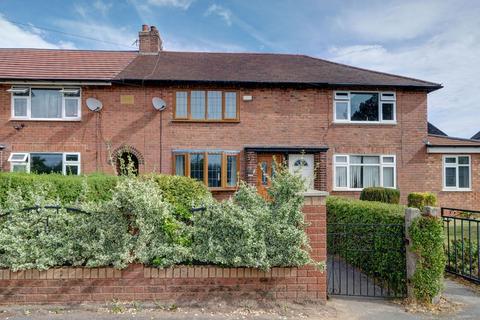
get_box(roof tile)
[0,49,137,81]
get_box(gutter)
[0,80,112,86]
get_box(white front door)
[288,154,315,191]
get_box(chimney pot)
[138,24,163,54]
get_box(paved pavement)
[330,278,480,320]
[0,278,478,319]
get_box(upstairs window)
[9,87,81,120]
[174,90,238,121]
[334,91,396,123]
[8,152,81,175]
[173,151,239,189]
[443,156,471,191]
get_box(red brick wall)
[0,84,456,207]
[0,195,326,305]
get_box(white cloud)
[93,0,113,16]
[0,15,75,49]
[205,4,232,26]
[146,0,194,10]
[54,19,136,50]
[335,0,451,41]
[328,7,480,138]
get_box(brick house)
[0,25,479,209]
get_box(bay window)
[8,152,81,175]
[443,155,471,191]
[334,155,396,190]
[174,90,238,121]
[173,151,239,189]
[334,91,396,123]
[9,87,81,120]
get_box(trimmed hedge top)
[0,173,117,205]
[407,192,437,211]
[0,172,211,221]
[360,187,400,204]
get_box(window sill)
[209,187,238,192]
[332,121,397,126]
[333,187,396,192]
[10,118,81,122]
[442,188,472,192]
[172,119,240,123]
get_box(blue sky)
[0,0,479,138]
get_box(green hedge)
[0,173,211,221]
[407,192,437,211]
[326,196,406,293]
[193,166,311,269]
[409,216,445,302]
[0,168,313,271]
[360,187,400,204]
[142,174,211,220]
[0,173,117,205]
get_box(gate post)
[405,206,441,303]
[405,207,421,300]
[303,191,328,301]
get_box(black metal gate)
[442,207,480,284]
[327,222,407,298]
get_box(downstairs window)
[443,155,471,191]
[8,152,81,175]
[334,154,396,190]
[173,151,239,189]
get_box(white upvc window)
[334,154,396,190]
[9,87,81,120]
[333,91,396,123]
[8,152,81,175]
[443,155,471,191]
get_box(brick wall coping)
[0,264,307,281]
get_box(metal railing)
[442,207,480,284]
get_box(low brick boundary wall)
[0,194,327,305]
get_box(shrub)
[0,172,118,205]
[409,216,445,302]
[142,174,212,221]
[0,177,193,270]
[192,196,269,268]
[407,192,437,210]
[326,196,406,293]
[0,173,212,220]
[0,184,132,271]
[193,167,311,269]
[102,178,192,267]
[360,187,400,204]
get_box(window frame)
[8,152,81,175]
[172,151,240,190]
[173,90,240,122]
[9,86,82,121]
[333,154,397,191]
[442,155,471,191]
[333,91,396,124]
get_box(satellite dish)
[152,97,167,111]
[86,98,103,112]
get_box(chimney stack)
[138,25,163,54]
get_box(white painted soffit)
[427,146,480,154]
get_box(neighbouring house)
[472,131,480,140]
[0,25,479,209]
